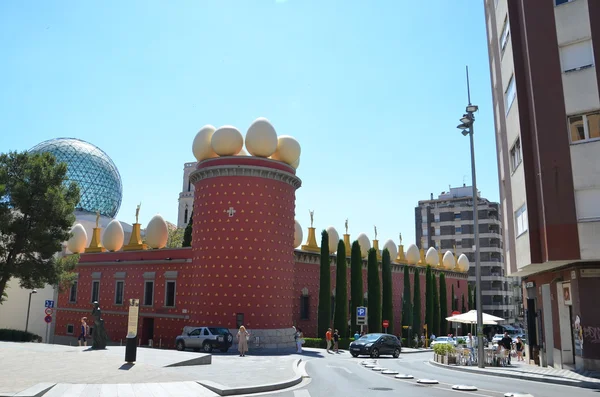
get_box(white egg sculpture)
[146,214,169,249]
[326,226,339,253]
[405,244,420,264]
[443,251,456,269]
[291,157,300,170]
[383,239,398,261]
[236,147,248,156]
[66,223,87,254]
[425,247,439,266]
[211,126,244,156]
[102,219,124,252]
[271,135,301,165]
[357,233,371,258]
[245,117,278,157]
[457,254,470,272]
[294,220,303,248]
[192,125,218,161]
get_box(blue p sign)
[357,307,366,317]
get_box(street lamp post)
[25,289,37,333]
[458,102,484,368]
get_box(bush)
[456,338,466,345]
[433,343,456,356]
[303,337,354,350]
[0,328,42,342]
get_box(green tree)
[367,248,381,333]
[0,151,80,302]
[451,284,456,311]
[182,211,194,247]
[412,267,421,342]
[381,249,393,335]
[166,227,185,248]
[439,272,448,335]
[317,230,331,338]
[468,283,473,311]
[432,272,440,336]
[425,265,433,338]
[401,265,412,339]
[461,294,466,313]
[350,241,363,334]
[334,240,348,337]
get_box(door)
[141,317,154,346]
[187,329,201,348]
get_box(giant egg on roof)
[357,233,371,258]
[271,135,301,165]
[383,239,398,261]
[294,220,303,248]
[326,226,339,253]
[245,117,278,157]
[211,126,244,156]
[66,224,87,254]
[192,125,218,161]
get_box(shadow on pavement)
[119,363,135,371]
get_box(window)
[500,17,510,53]
[435,228,440,236]
[504,75,516,113]
[454,213,461,220]
[556,0,575,6]
[115,281,124,305]
[236,313,244,328]
[510,138,522,171]
[187,180,191,192]
[184,208,188,224]
[66,324,74,335]
[560,40,594,72]
[569,112,600,143]
[69,281,78,303]
[143,281,154,306]
[515,204,528,237]
[300,295,309,320]
[165,280,176,307]
[91,280,99,302]
[455,226,462,234]
[434,213,440,222]
[189,329,200,336]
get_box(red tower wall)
[190,157,301,329]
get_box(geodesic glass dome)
[29,138,123,218]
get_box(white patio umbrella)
[445,310,504,325]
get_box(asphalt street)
[255,351,599,397]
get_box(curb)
[401,349,432,354]
[197,358,306,396]
[428,360,600,389]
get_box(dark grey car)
[349,333,401,358]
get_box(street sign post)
[44,308,53,316]
[382,320,389,334]
[44,300,54,308]
[125,298,140,363]
[356,306,367,334]
[44,315,52,344]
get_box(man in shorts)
[326,328,332,353]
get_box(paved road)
[262,351,599,397]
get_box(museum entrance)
[141,317,154,346]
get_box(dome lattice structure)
[29,138,123,218]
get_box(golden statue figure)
[135,203,141,224]
[374,225,378,240]
[95,210,100,228]
[399,232,403,245]
[309,210,314,228]
[345,219,348,234]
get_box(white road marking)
[326,365,352,373]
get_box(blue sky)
[0,0,498,247]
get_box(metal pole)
[25,292,33,333]
[469,120,485,368]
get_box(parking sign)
[356,307,367,317]
[44,300,55,308]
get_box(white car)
[491,334,504,345]
[430,336,456,347]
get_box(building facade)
[484,0,600,370]
[176,162,196,228]
[415,185,521,324]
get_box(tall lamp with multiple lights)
[457,101,485,368]
[25,289,38,333]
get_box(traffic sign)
[383,320,389,328]
[356,306,367,317]
[44,300,55,308]
[451,311,461,316]
[44,315,52,324]
[44,308,53,315]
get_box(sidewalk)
[430,357,600,389]
[0,342,310,397]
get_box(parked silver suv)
[175,326,233,353]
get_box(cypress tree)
[350,241,363,334]
[317,230,331,338]
[461,294,466,313]
[432,273,440,336]
[401,265,412,340]
[468,283,473,311]
[367,248,381,333]
[451,284,456,311]
[334,240,348,337]
[439,272,448,335]
[381,249,393,335]
[412,268,421,342]
[425,265,433,338]
[473,286,477,309]
[182,211,194,247]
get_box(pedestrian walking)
[78,317,88,347]
[333,329,340,353]
[295,327,304,353]
[326,328,332,353]
[515,336,524,362]
[354,330,360,340]
[237,325,250,357]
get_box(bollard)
[159,339,162,349]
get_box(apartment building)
[484,0,600,370]
[415,185,522,325]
